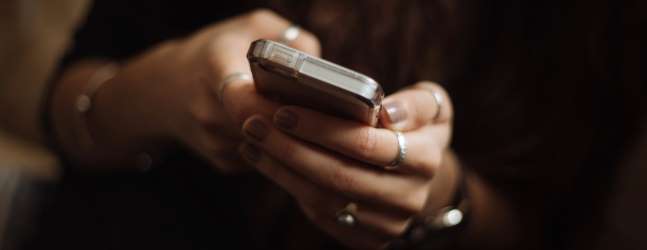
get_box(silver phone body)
[247,39,384,126]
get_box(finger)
[220,79,282,126]
[239,143,411,238]
[210,9,321,77]
[379,81,453,131]
[189,127,251,174]
[349,205,412,238]
[241,115,429,214]
[300,204,390,250]
[273,106,450,176]
[212,9,320,79]
[209,9,321,126]
[238,9,321,56]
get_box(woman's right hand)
[78,9,321,173]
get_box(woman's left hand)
[240,81,455,249]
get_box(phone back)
[247,39,383,126]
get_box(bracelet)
[74,63,118,149]
[389,167,471,250]
[76,64,159,172]
[41,62,157,172]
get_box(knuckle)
[415,81,441,92]
[330,168,357,194]
[228,85,256,123]
[204,41,228,71]
[280,141,301,165]
[204,35,244,71]
[397,191,426,214]
[190,104,220,129]
[297,31,322,54]
[246,9,278,26]
[414,149,442,177]
[205,45,219,67]
[355,128,378,160]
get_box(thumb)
[379,81,450,131]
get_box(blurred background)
[1,0,85,248]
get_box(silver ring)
[430,90,443,121]
[336,203,358,227]
[278,25,301,45]
[217,72,252,105]
[386,131,407,170]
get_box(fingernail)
[244,118,269,142]
[274,109,298,130]
[383,101,407,124]
[240,143,261,163]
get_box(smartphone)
[247,39,384,126]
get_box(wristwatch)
[388,169,471,250]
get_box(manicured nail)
[274,109,298,130]
[240,143,261,163]
[383,101,407,124]
[244,118,269,142]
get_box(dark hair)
[273,0,645,248]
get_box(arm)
[46,10,322,172]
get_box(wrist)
[423,150,462,215]
[389,150,470,249]
[51,61,167,168]
[90,42,185,145]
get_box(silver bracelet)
[75,63,119,149]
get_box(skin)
[51,9,521,249]
[239,82,456,249]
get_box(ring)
[336,203,358,227]
[278,25,301,45]
[430,90,443,121]
[413,84,445,121]
[216,72,252,105]
[385,131,407,170]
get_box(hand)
[87,9,320,173]
[240,82,456,249]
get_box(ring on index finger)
[217,72,252,105]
